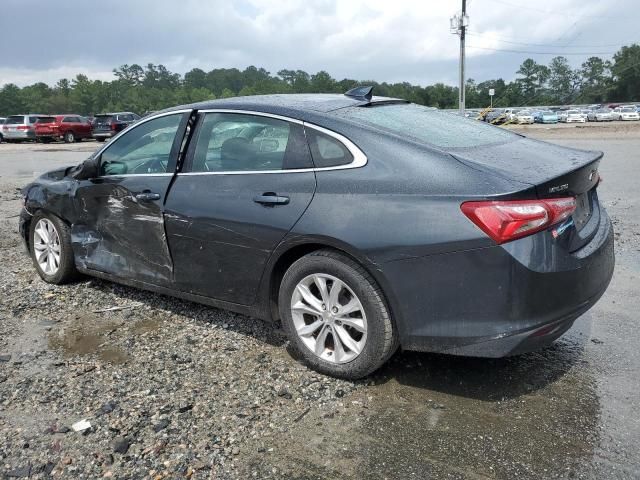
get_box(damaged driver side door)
[72,111,190,285]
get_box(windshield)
[597,109,609,113]
[542,111,554,115]
[335,103,517,148]
[567,110,579,114]
[621,107,634,112]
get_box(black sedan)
[19,88,615,379]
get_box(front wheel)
[29,212,78,284]
[64,131,75,143]
[278,249,398,379]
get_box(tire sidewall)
[29,212,74,284]
[279,254,391,379]
[65,132,74,143]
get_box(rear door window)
[188,112,312,172]
[37,117,56,124]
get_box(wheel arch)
[262,238,403,338]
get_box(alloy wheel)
[33,218,61,275]
[290,273,367,364]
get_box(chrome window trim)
[177,109,367,176]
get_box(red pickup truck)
[34,115,92,143]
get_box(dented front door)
[71,111,190,284]
[73,175,175,283]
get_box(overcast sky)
[1,0,638,88]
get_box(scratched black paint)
[19,94,615,357]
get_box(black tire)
[64,131,75,143]
[96,137,105,142]
[29,211,78,284]
[278,249,398,379]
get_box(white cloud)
[0,0,635,87]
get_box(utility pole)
[450,0,469,115]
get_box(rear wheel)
[96,137,105,142]
[64,131,75,143]
[29,212,77,284]
[278,249,398,379]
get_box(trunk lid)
[450,137,602,251]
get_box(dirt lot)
[0,124,639,479]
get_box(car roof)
[96,112,136,116]
[162,93,406,118]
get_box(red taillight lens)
[17,125,30,130]
[110,122,117,131]
[461,197,576,244]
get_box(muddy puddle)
[48,315,130,364]
[240,315,600,479]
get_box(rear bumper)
[383,209,615,357]
[92,131,115,139]
[3,130,35,140]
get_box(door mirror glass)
[99,114,183,176]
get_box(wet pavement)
[0,125,639,478]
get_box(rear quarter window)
[335,103,518,149]
[306,129,353,167]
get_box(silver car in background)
[1,115,47,142]
[611,106,640,121]
[587,109,613,122]
[515,110,534,124]
[0,118,6,142]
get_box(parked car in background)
[611,106,640,121]
[0,118,6,142]
[35,115,93,143]
[514,110,534,124]
[557,110,568,122]
[587,109,613,122]
[18,91,615,379]
[562,110,586,123]
[533,110,558,124]
[503,108,520,122]
[579,109,590,120]
[484,109,507,124]
[1,115,48,142]
[92,112,140,142]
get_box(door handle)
[135,191,161,201]
[253,193,290,206]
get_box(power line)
[467,44,617,55]
[486,0,616,20]
[466,31,633,49]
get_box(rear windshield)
[567,110,579,114]
[37,117,56,123]
[335,103,517,148]
[95,115,113,122]
[542,111,554,115]
[6,116,25,124]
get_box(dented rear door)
[71,111,191,284]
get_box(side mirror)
[71,156,100,180]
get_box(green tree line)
[1,44,639,116]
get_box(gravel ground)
[1,124,639,479]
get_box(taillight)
[110,122,117,131]
[17,125,30,130]
[461,197,576,244]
